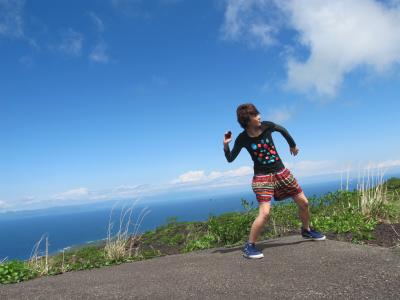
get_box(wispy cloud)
[56,159,400,200]
[111,0,142,7]
[220,0,280,48]
[0,200,9,209]
[0,0,24,39]
[110,0,151,19]
[87,11,105,32]
[1,4,111,63]
[18,54,34,67]
[249,22,276,47]
[53,187,89,200]
[110,0,183,19]
[168,166,254,191]
[89,40,109,63]
[285,160,338,178]
[87,12,111,64]
[57,28,84,57]
[0,0,38,48]
[286,159,400,183]
[159,0,183,4]
[168,167,254,184]
[366,159,400,169]
[221,0,400,97]
[1,158,400,213]
[173,170,208,183]
[265,104,295,123]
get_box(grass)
[1,166,399,284]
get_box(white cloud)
[89,40,109,63]
[282,0,400,97]
[53,187,89,200]
[221,0,400,97]
[171,166,253,184]
[58,28,84,56]
[208,166,253,180]
[174,170,207,183]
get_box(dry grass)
[340,164,390,219]
[357,166,389,218]
[104,197,151,261]
[18,196,151,276]
[26,233,50,276]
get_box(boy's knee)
[299,200,309,210]
[258,212,269,222]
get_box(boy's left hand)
[290,146,299,156]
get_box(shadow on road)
[211,238,315,254]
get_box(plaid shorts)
[251,167,303,203]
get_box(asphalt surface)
[1,235,399,299]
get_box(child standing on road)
[223,103,325,259]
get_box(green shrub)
[206,211,255,246]
[0,260,38,284]
[183,233,217,252]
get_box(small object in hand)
[225,131,232,139]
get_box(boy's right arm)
[223,134,243,163]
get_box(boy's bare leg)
[248,201,271,243]
[292,191,310,231]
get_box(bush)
[0,260,38,284]
[206,211,255,246]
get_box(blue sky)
[1,0,400,212]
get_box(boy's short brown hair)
[236,103,260,129]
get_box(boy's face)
[247,113,261,129]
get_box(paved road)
[1,235,399,299]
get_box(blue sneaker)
[301,226,326,241]
[243,241,264,259]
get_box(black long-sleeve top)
[223,121,297,175]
